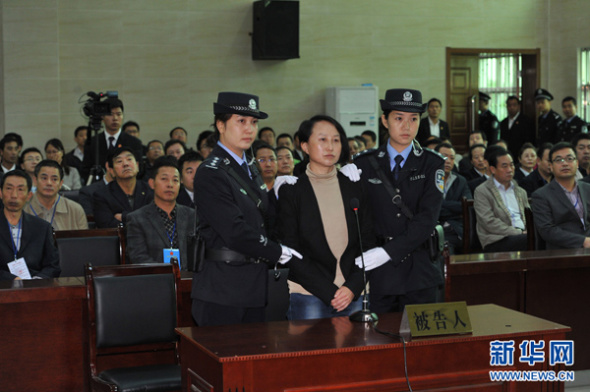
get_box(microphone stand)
[349,202,378,323]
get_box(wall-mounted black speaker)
[252,0,299,60]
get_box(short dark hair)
[434,142,453,152]
[74,125,88,137]
[276,133,293,143]
[570,132,590,147]
[150,156,179,179]
[537,143,553,159]
[258,127,275,139]
[122,121,140,132]
[550,142,576,162]
[562,96,577,106]
[425,137,443,147]
[254,142,276,157]
[518,142,536,159]
[107,146,136,168]
[1,169,32,192]
[506,95,520,105]
[104,97,124,112]
[19,147,42,165]
[276,146,295,157]
[469,143,487,161]
[147,139,164,150]
[0,133,23,150]
[169,126,187,139]
[164,139,186,155]
[486,146,510,168]
[196,130,213,150]
[354,135,366,147]
[427,98,442,108]
[34,159,64,180]
[470,130,488,142]
[299,115,350,165]
[177,151,204,173]
[361,130,376,143]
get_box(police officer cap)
[213,91,268,119]
[534,88,553,101]
[479,92,491,102]
[380,89,426,113]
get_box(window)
[479,53,522,120]
[579,48,590,122]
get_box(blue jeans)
[287,293,364,320]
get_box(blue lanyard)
[166,221,177,248]
[29,195,60,228]
[8,218,22,260]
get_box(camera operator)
[81,96,143,183]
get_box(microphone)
[348,198,378,323]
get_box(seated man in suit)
[519,143,553,197]
[435,143,472,254]
[474,147,529,252]
[0,170,60,280]
[82,97,143,182]
[458,130,488,173]
[532,142,590,249]
[126,157,195,270]
[24,160,88,231]
[417,98,450,145]
[177,151,203,209]
[79,169,113,216]
[93,147,153,228]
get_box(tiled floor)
[565,370,590,391]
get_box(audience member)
[19,147,43,193]
[474,147,529,252]
[361,130,377,149]
[520,143,553,197]
[140,139,164,180]
[435,143,472,254]
[276,146,295,176]
[64,125,87,172]
[499,96,535,159]
[347,137,359,158]
[0,170,60,280]
[424,137,443,150]
[479,92,500,143]
[126,158,195,270]
[532,142,590,249]
[45,138,82,190]
[169,126,188,144]
[417,98,450,144]
[79,169,113,216]
[93,147,153,228]
[514,142,537,183]
[557,96,588,142]
[461,143,488,181]
[255,144,278,191]
[177,151,203,209]
[535,88,561,145]
[122,121,146,156]
[0,133,23,173]
[354,135,366,152]
[572,133,590,178]
[293,130,305,161]
[259,126,276,147]
[164,139,186,161]
[82,97,143,182]
[458,130,487,173]
[24,160,87,230]
[196,130,214,159]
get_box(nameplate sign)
[400,301,472,338]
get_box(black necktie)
[241,161,250,177]
[393,155,404,180]
[108,136,115,150]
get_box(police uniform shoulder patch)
[204,156,221,169]
[352,148,377,161]
[435,169,445,193]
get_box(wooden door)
[447,54,479,152]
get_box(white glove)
[355,247,390,271]
[340,163,362,182]
[278,245,303,264]
[274,175,298,199]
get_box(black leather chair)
[461,198,482,253]
[85,262,181,392]
[54,227,126,277]
[59,189,80,203]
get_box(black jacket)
[416,118,451,145]
[440,173,472,237]
[500,113,535,159]
[82,131,144,181]
[93,180,153,228]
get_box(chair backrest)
[524,206,544,250]
[54,227,126,277]
[461,198,482,253]
[60,189,80,203]
[85,262,181,375]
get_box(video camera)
[81,91,118,119]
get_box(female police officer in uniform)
[191,92,301,326]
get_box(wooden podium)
[176,304,571,392]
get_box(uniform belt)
[205,248,261,264]
[382,236,430,250]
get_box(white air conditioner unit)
[325,86,379,137]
